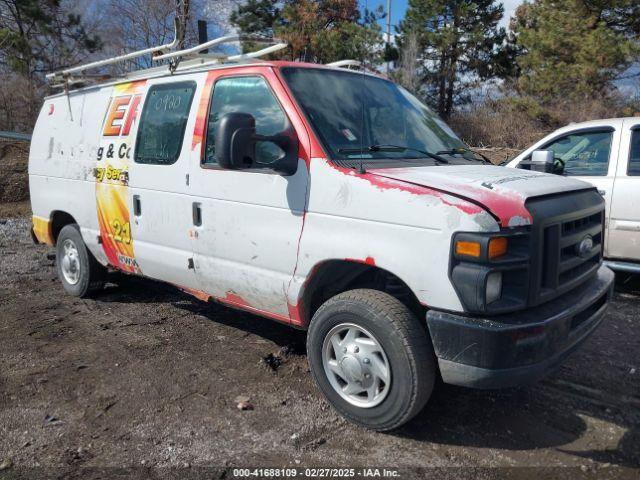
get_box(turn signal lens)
[488,237,508,259]
[456,240,481,258]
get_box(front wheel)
[307,289,435,431]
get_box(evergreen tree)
[510,0,638,101]
[230,0,280,39]
[0,0,102,79]
[396,0,506,118]
[230,0,384,64]
[0,0,102,130]
[582,0,640,37]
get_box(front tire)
[307,289,435,431]
[55,224,106,297]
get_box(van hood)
[368,164,594,227]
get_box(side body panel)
[29,86,111,257]
[126,73,203,289]
[188,66,311,321]
[607,119,640,261]
[288,159,500,314]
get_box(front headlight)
[486,271,502,304]
[450,230,530,314]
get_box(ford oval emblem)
[576,235,594,257]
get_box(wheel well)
[50,211,77,243]
[300,261,425,326]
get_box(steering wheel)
[553,156,566,174]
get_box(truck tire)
[55,224,106,297]
[307,289,435,431]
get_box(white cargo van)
[29,38,614,430]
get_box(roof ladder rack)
[153,35,287,70]
[46,19,181,85]
[326,60,363,69]
[45,31,288,89]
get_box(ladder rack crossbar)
[226,42,288,62]
[326,60,362,68]
[153,35,284,62]
[46,36,179,82]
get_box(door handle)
[192,202,202,226]
[133,195,142,216]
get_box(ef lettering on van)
[103,94,142,137]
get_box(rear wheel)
[307,289,435,431]
[55,224,106,297]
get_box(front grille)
[526,189,605,306]
[542,211,603,291]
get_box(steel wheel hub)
[322,323,391,408]
[61,239,81,285]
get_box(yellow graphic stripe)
[32,216,54,245]
[95,79,146,273]
[96,182,137,272]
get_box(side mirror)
[215,112,299,176]
[215,112,257,170]
[531,150,554,165]
[518,150,555,173]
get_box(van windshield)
[281,67,479,167]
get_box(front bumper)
[427,265,614,389]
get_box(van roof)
[45,60,384,100]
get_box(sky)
[364,0,524,33]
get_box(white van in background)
[507,118,640,273]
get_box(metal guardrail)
[0,131,31,142]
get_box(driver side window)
[203,76,287,166]
[541,130,612,176]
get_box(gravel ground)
[0,214,639,479]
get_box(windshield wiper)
[436,147,492,165]
[338,144,449,164]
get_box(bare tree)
[0,0,102,131]
[101,0,202,73]
[175,0,191,49]
[0,0,247,132]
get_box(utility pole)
[386,0,392,74]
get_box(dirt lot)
[0,213,639,479]
[0,141,29,204]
